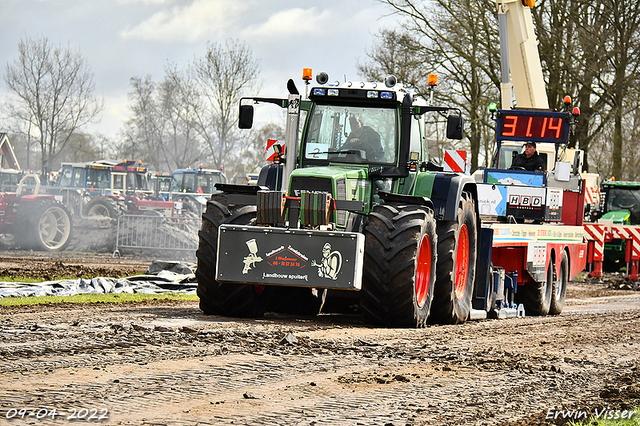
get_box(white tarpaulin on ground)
[0,260,197,299]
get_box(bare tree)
[4,36,103,175]
[191,39,261,169]
[158,64,207,170]
[363,0,500,171]
[121,75,157,164]
[581,0,640,177]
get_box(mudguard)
[429,173,477,222]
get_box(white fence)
[113,214,201,260]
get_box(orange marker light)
[563,95,572,106]
[302,68,313,81]
[428,74,438,86]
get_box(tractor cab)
[57,160,115,191]
[598,181,640,225]
[169,167,226,196]
[475,107,586,225]
[111,160,150,193]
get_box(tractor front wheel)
[360,203,437,328]
[196,194,269,318]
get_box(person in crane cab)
[511,141,545,171]
[341,115,385,161]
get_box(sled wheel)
[431,193,477,324]
[549,251,568,315]
[521,259,554,316]
[196,194,269,318]
[360,204,437,328]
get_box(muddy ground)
[0,252,639,425]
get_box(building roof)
[0,133,20,170]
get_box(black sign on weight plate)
[216,225,364,290]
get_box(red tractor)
[0,174,73,251]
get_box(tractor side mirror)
[239,105,254,129]
[446,114,464,140]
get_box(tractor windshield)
[606,187,640,224]
[303,104,397,165]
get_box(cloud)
[120,0,249,42]
[244,7,333,39]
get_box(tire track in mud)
[0,294,639,425]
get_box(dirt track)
[0,252,639,425]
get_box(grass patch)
[0,292,198,307]
[0,275,82,283]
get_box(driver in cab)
[511,141,545,171]
[341,115,385,161]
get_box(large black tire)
[431,193,477,324]
[16,199,73,252]
[360,204,437,328]
[84,197,122,218]
[520,260,554,316]
[196,195,269,318]
[549,251,568,315]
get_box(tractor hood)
[288,165,372,228]
[600,209,631,224]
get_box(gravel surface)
[0,251,639,425]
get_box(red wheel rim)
[415,234,432,308]
[454,224,469,300]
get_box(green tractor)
[598,180,640,270]
[196,71,483,327]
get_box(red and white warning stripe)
[584,224,606,260]
[264,139,284,162]
[585,185,601,205]
[624,226,640,259]
[443,150,467,173]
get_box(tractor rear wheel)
[431,193,477,324]
[549,251,568,315]
[17,199,73,251]
[196,194,269,318]
[360,204,437,328]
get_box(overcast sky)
[0,0,397,139]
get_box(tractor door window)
[497,146,521,169]
[59,167,73,187]
[72,169,84,187]
[303,104,396,164]
[86,170,96,188]
[183,174,196,193]
[410,116,425,161]
[96,170,110,188]
[170,174,183,193]
[197,175,212,193]
[126,172,137,190]
[113,174,125,190]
